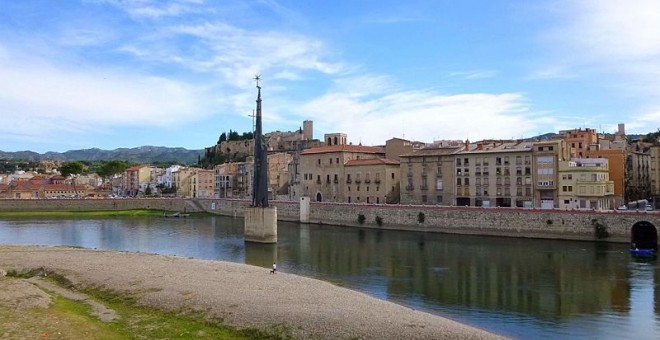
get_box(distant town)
[1,121,659,211]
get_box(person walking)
[271,262,277,274]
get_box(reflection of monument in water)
[245,242,278,269]
[244,75,278,244]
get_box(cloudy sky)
[1,0,659,153]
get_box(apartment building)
[651,145,660,208]
[626,144,652,202]
[293,144,386,202]
[121,165,152,197]
[461,141,537,208]
[344,158,400,204]
[532,140,569,209]
[172,167,195,198]
[399,145,464,205]
[558,158,615,210]
[214,163,238,198]
[189,169,214,198]
[561,128,598,158]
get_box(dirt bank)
[0,246,505,339]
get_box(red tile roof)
[345,158,400,166]
[301,145,384,155]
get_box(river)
[1,215,658,339]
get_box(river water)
[1,215,658,339]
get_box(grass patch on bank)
[81,287,293,339]
[0,210,181,218]
[3,271,291,339]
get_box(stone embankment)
[1,198,658,243]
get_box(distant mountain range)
[0,146,203,164]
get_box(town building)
[345,158,400,204]
[189,169,214,198]
[292,141,388,203]
[532,139,570,209]
[121,165,153,197]
[558,158,615,210]
[399,145,464,205]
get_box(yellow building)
[558,158,614,210]
[190,169,215,198]
[121,165,152,197]
[172,168,195,198]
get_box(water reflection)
[1,216,659,339]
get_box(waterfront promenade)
[0,245,504,339]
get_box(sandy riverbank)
[0,246,505,339]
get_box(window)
[329,158,332,164]
[391,172,395,179]
[318,159,321,165]
[457,178,462,185]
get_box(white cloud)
[298,84,539,145]
[539,0,660,93]
[97,0,205,19]
[0,51,212,143]
[449,70,499,80]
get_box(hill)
[0,146,202,164]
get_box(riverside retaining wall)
[2,198,658,243]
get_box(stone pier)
[244,206,278,243]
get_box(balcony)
[420,185,428,191]
[346,178,352,184]
[406,185,414,191]
[365,179,371,184]
[355,179,362,184]
[374,179,381,184]
[334,178,339,184]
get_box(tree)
[59,161,85,177]
[59,161,85,196]
[145,184,152,196]
[218,132,227,144]
[97,160,127,178]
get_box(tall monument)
[244,75,278,243]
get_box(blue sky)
[1,0,659,153]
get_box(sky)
[1,0,660,153]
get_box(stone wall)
[2,198,658,243]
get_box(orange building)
[561,128,598,158]
[584,149,626,206]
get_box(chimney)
[477,143,483,150]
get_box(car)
[617,205,628,210]
[647,204,653,211]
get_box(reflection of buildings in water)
[296,226,633,320]
[628,262,656,336]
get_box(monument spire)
[252,74,268,207]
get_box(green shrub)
[375,216,383,226]
[357,213,366,225]
[593,219,610,239]
[417,212,425,224]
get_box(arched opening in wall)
[316,192,322,202]
[630,221,658,251]
[334,136,338,145]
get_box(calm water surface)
[1,216,659,339]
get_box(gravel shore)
[0,245,505,339]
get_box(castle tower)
[303,120,313,141]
